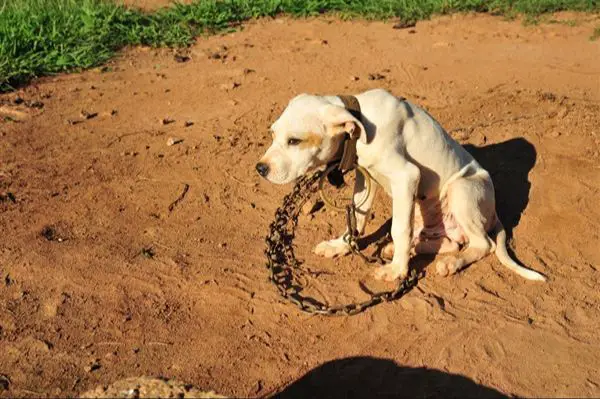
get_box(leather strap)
[336,95,362,172]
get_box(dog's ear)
[319,104,367,144]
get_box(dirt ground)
[1,9,600,398]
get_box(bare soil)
[1,10,600,399]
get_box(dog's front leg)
[373,162,420,281]
[314,171,377,258]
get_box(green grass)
[1,0,599,92]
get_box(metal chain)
[264,170,420,316]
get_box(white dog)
[256,89,546,282]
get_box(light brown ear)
[319,104,367,144]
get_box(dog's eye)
[287,138,302,146]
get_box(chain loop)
[264,168,420,316]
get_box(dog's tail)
[492,217,547,282]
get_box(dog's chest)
[367,169,392,196]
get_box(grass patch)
[591,25,600,40]
[1,0,599,91]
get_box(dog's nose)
[255,162,270,177]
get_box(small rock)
[302,200,316,215]
[303,199,324,215]
[84,361,101,373]
[350,76,360,81]
[557,107,569,119]
[13,97,24,105]
[174,54,190,63]
[111,109,118,116]
[161,117,175,125]
[184,121,194,127]
[368,73,385,81]
[166,137,183,146]
[452,129,471,142]
[228,100,239,106]
[80,110,98,120]
[476,132,487,145]
[28,101,44,109]
[220,82,240,91]
[28,338,51,353]
[0,374,9,391]
[539,92,557,102]
[243,68,255,75]
[41,226,56,241]
[42,301,58,318]
[550,131,561,138]
[219,242,227,248]
[393,20,416,29]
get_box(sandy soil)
[1,10,600,399]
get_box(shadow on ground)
[464,137,537,240]
[274,356,507,398]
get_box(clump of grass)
[1,0,137,90]
[591,26,600,40]
[1,0,599,91]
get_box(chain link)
[264,170,420,316]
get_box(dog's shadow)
[273,356,508,398]
[359,137,536,274]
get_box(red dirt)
[1,10,600,398]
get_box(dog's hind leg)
[382,237,459,259]
[436,173,496,276]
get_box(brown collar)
[336,95,362,172]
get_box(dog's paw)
[435,256,463,277]
[381,242,395,259]
[372,264,408,282]
[313,238,350,258]
[382,242,419,259]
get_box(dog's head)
[256,94,366,184]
